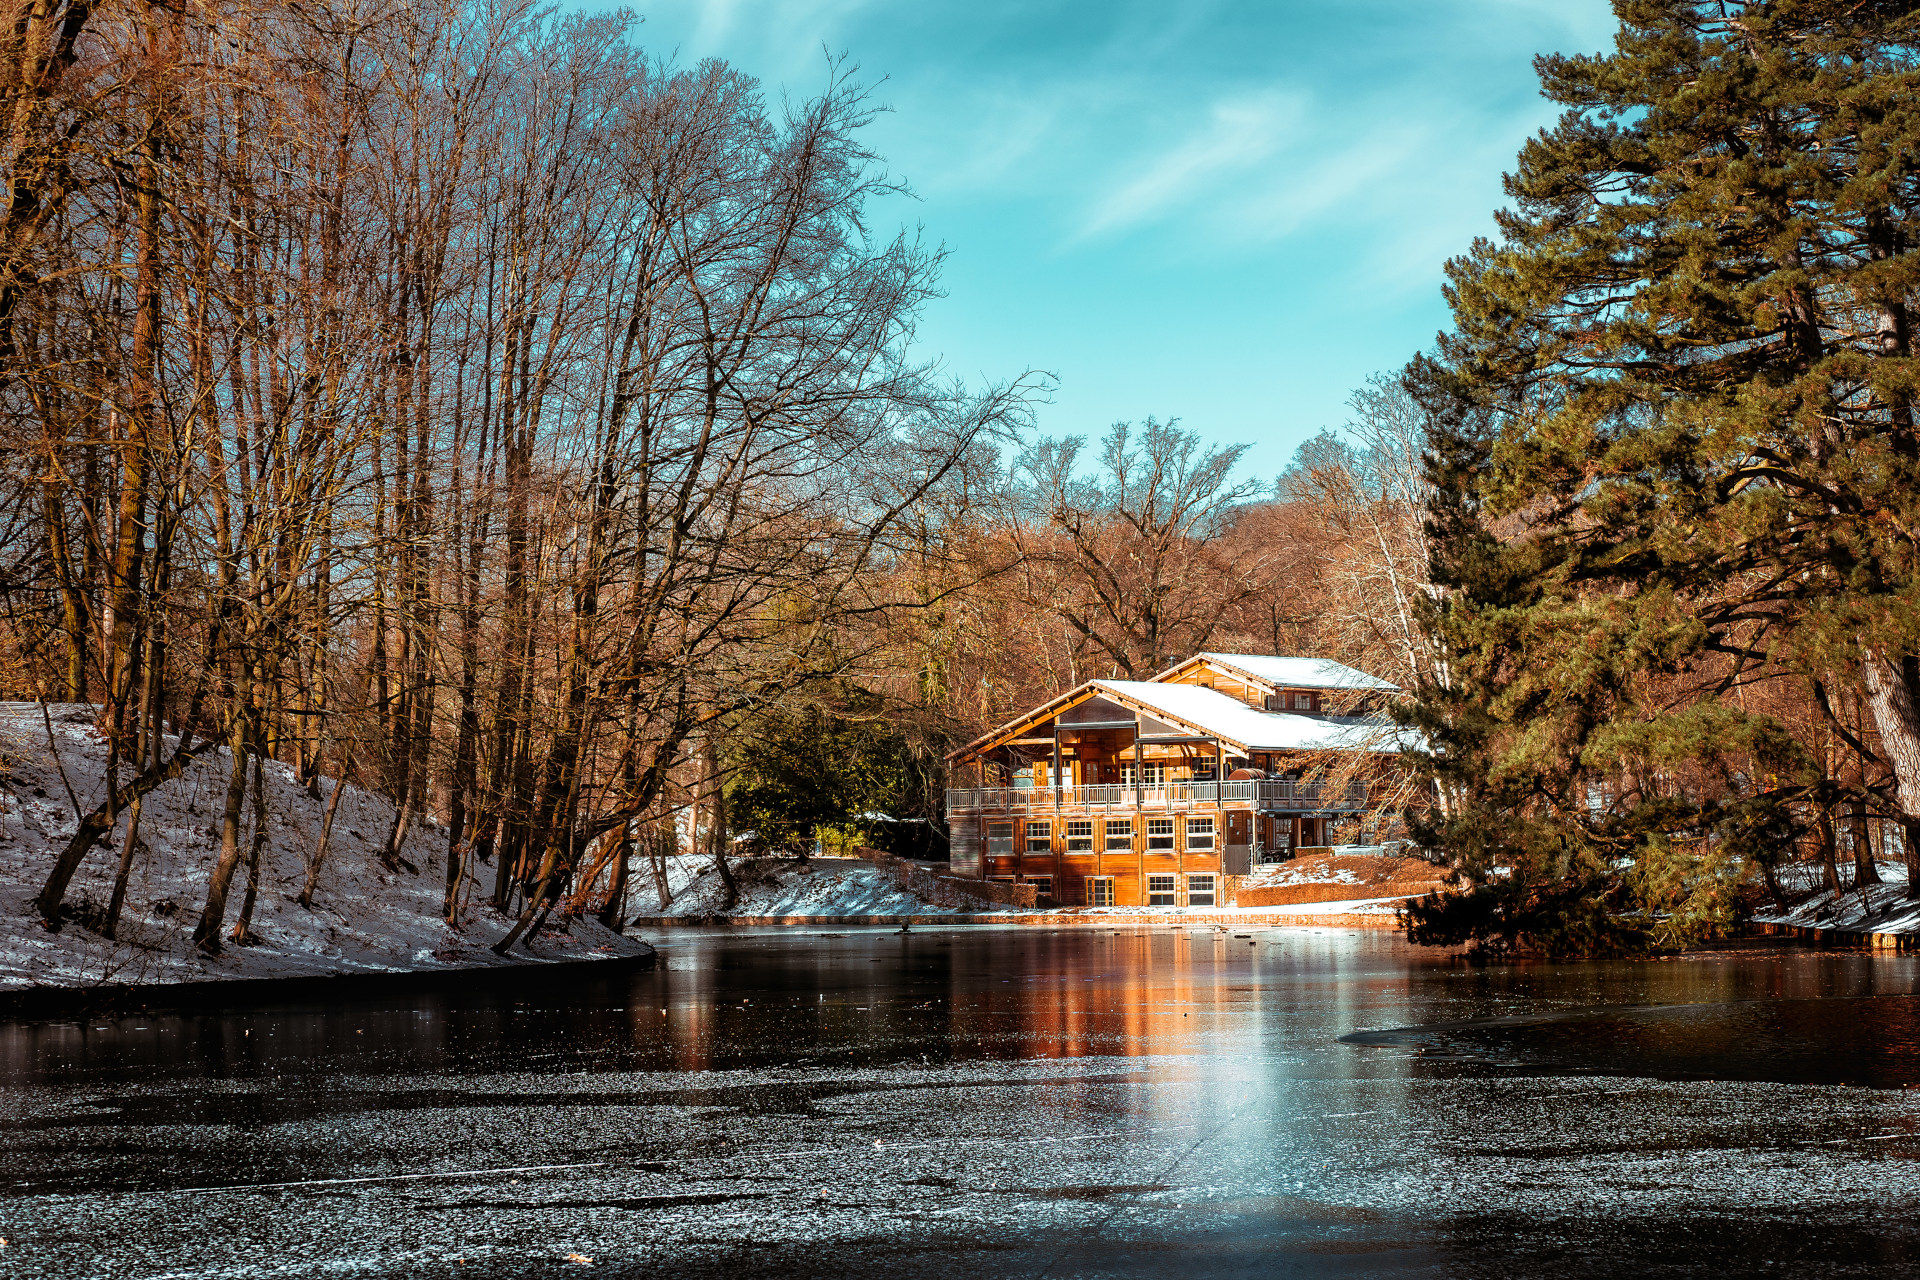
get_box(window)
[1027,875,1053,900]
[1089,877,1116,907]
[1148,873,1178,906]
[1065,820,1094,852]
[1025,821,1051,853]
[1294,692,1312,711]
[1122,762,1166,789]
[986,821,1013,855]
[1146,818,1175,850]
[1187,874,1217,907]
[1185,817,1215,851]
[1104,819,1133,851]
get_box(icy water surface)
[4,927,1920,1278]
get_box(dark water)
[4,927,1920,1278]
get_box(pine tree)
[1405,0,1920,954]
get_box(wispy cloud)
[1077,88,1307,239]
[666,0,881,81]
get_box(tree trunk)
[33,732,211,927]
[1860,649,1920,822]
[1850,798,1881,888]
[298,751,352,910]
[1818,805,1842,894]
[232,748,269,944]
[192,703,257,953]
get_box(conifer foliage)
[1405,0,1920,953]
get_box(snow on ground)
[624,850,712,913]
[646,854,1024,918]
[1752,861,1920,934]
[1240,848,1446,891]
[0,704,649,991]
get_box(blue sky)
[608,0,1617,477]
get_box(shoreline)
[1745,920,1920,953]
[0,942,659,1020]
[630,908,1409,930]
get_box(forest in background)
[0,0,1431,948]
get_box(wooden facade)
[945,653,1403,908]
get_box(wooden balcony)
[945,779,1371,815]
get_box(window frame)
[1185,816,1215,851]
[1187,873,1217,907]
[1147,873,1178,906]
[1064,819,1094,852]
[1146,818,1175,851]
[1026,875,1053,900]
[1294,692,1313,711]
[1104,818,1133,851]
[1089,877,1116,908]
[1024,820,1052,853]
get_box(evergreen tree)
[1405,0,1920,953]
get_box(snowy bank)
[0,704,652,992]
[1750,862,1920,935]
[632,853,1031,920]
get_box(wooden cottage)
[944,653,1409,908]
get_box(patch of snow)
[648,856,1026,918]
[1752,864,1920,935]
[0,703,651,991]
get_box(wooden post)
[1052,732,1062,811]
[1215,738,1226,869]
[1134,724,1146,906]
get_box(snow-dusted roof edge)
[1149,652,1401,694]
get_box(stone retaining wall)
[1748,920,1920,952]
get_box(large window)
[1147,873,1178,906]
[1185,817,1215,851]
[1065,820,1094,852]
[1294,692,1312,711]
[1089,877,1116,908]
[1122,762,1166,789]
[1025,821,1051,853]
[1187,874,1217,907]
[1026,875,1053,901]
[1104,819,1133,851]
[1146,818,1175,851]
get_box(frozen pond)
[4,926,1920,1277]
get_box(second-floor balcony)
[945,779,1372,815]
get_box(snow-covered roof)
[1093,680,1413,754]
[1182,653,1400,693]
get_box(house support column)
[1134,726,1146,907]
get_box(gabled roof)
[947,674,1413,763]
[1160,652,1401,694]
[1095,680,1410,754]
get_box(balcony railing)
[946,780,1371,814]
